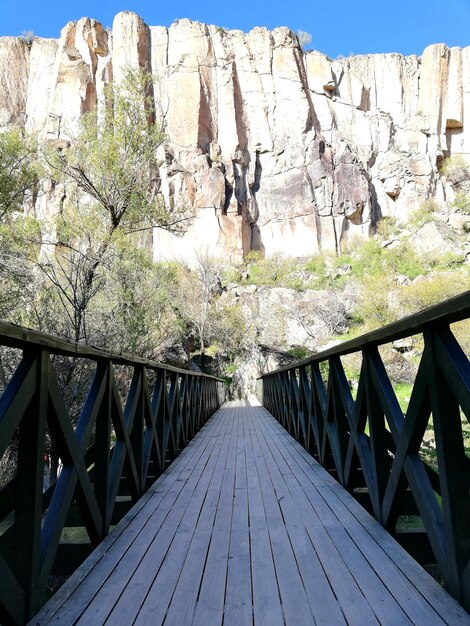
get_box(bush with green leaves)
[451,192,470,215]
[243,253,301,288]
[343,239,426,281]
[0,128,42,321]
[441,154,469,184]
[0,127,39,220]
[398,271,470,316]
[375,216,399,239]
[409,199,438,228]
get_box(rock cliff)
[1,12,469,262]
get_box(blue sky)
[2,0,470,58]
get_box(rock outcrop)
[1,12,469,262]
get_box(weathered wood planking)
[30,401,470,626]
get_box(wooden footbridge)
[1,292,470,625]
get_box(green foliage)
[286,346,311,360]
[399,271,470,316]
[19,30,34,45]
[431,250,464,270]
[354,275,397,330]
[170,255,221,358]
[347,239,383,278]
[394,382,413,413]
[239,252,332,291]
[409,200,437,227]
[303,254,331,288]
[441,154,469,181]
[0,128,39,221]
[0,213,41,257]
[244,250,263,264]
[386,245,427,279]
[375,216,399,239]
[36,69,191,343]
[451,192,470,215]
[304,254,327,275]
[46,68,187,237]
[211,301,253,362]
[244,254,300,288]
[92,250,178,356]
[0,214,41,320]
[346,240,425,281]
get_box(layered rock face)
[1,12,469,262]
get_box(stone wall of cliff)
[1,12,468,263]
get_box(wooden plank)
[191,407,239,626]
[74,412,229,626]
[166,407,237,626]
[253,409,413,626]
[249,405,386,625]
[256,404,470,625]
[245,407,317,625]
[30,402,470,626]
[243,406,284,626]
[15,351,48,617]
[131,411,233,625]
[0,554,26,626]
[29,411,224,625]
[0,320,223,380]
[223,407,252,626]
[249,408,347,626]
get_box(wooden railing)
[261,290,470,612]
[0,322,224,625]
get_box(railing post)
[94,361,112,536]
[14,350,48,618]
[425,326,470,605]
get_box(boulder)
[409,221,465,259]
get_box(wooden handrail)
[0,320,223,380]
[261,290,470,612]
[0,322,224,624]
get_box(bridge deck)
[30,402,469,626]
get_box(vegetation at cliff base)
[0,68,469,397]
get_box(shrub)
[409,200,437,228]
[297,30,312,50]
[451,192,470,215]
[354,276,398,330]
[398,271,470,315]
[245,254,300,287]
[286,346,311,360]
[245,250,263,264]
[375,216,398,239]
[305,254,327,276]
[386,244,427,279]
[441,154,469,183]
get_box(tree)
[0,127,38,220]
[0,129,41,486]
[288,291,352,342]
[297,30,313,50]
[0,128,40,319]
[42,68,190,343]
[171,254,222,364]
[211,300,255,365]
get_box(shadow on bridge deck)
[29,401,469,626]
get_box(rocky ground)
[222,198,470,398]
